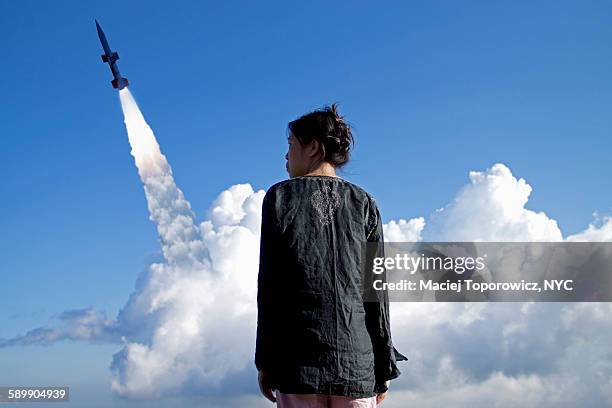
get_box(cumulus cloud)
[384,163,612,407]
[4,91,612,406]
[423,163,563,242]
[385,302,612,407]
[383,217,425,241]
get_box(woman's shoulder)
[265,176,376,202]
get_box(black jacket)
[255,175,407,398]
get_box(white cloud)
[423,163,563,242]
[383,217,425,241]
[0,307,120,346]
[566,214,612,241]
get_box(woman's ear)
[307,139,322,158]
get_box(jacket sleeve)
[363,201,408,393]
[255,190,280,372]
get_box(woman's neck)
[303,161,338,177]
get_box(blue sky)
[2,1,612,406]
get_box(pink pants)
[274,389,377,408]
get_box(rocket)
[95,20,129,90]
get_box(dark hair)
[287,103,354,168]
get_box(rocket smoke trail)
[118,89,209,270]
[111,89,264,397]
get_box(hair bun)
[287,102,355,168]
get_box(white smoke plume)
[107,89,265,398]
[2,90,612,406]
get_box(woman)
[255,104,407,407]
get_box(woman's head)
[285,103,354,178]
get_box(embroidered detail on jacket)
[309,185,341,226]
